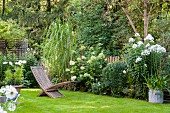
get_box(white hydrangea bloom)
[65,68,70,72]
[90,56,96,61]
[82,56,86,60]
[69,60,76,65]
[148,44,166,53]
[128,38,135,43]
[71,76,76,81]
[132,44,138,49]
[80,66,85,70]
[79,45,86,50]
[98,53,105,59]
[135,57,142,63]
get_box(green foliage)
[72,0,132,56]
[100,62,127,97]
[0,19,27,47]
[65,44,107,92]
[23,49,38,88]
[123,34,169,99]
[42,19,76,78]
[4,65,24,85]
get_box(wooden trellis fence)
[0,39,28,59]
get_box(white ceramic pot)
[148,89,163,104]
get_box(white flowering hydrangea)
[97,53,105,59]
[128,38,135,43]
[69,60,76,65]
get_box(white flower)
[144,34,154,42]
[82,56,86,60]
[89,47,94,50]
[5,85,18,99]
[123,70,126,74]
[9,62,13,66]
[70,71,74,73]
[144,64,147,67]
[128,38,135,43]
[79,45,86,50]
[65,68,70,72]
[90,56,96,61]
[7,102,16,111]
[15,62,22,66]
[71,76,76,81]
[141,49,150,56]
[148,44,166,53]
[77,58,81,62]
[80,66,85,70]
[135,57,142,63]
[98,53,105,59]
[132,44,138,49]
[3,62,8,64]
[19,60,27,64]
[135,33,140,37]
[87,60,92,64]
[69,60,75,65]
[84,73,90,77]
[137,41,143,46]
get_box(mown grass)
[13,89,170,113]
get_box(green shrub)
[23,50,38,88]
[101,62,127,97]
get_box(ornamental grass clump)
[123,33,169,99]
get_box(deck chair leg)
[38,90,47,97]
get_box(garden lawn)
[14,89,170,113]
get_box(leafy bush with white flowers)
[0,85,18,112]
[123,33,169,99]
[65,44,107,91]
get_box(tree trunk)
[118,1,138,34]
[2,0,5,16]
[46,0,51,12]
[144,0,148,38]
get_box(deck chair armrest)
[45,81,77,91]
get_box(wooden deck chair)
[30,66,75,98]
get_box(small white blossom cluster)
[0,85,18,112]
[69,60,76,66]
[97,53,105,59]
[128,34,166,63]
[71,76,76,81]
[3,60,27,66]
